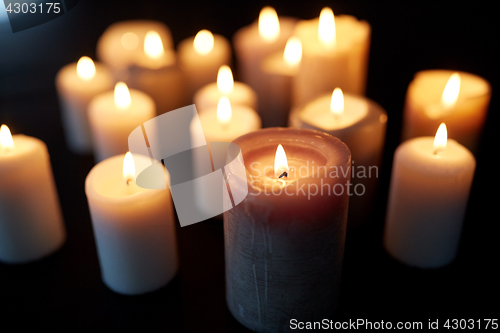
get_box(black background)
[0,0,498,331]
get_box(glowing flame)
[330,88,344,116]
[259,6,280,43]
[433,123,448,154]
[144,31,164,59]
[76,56,96,80]
[217,65,234,94]
[121,32,139,50]
[283,37,302,66]
[123,152,135,185]
[217,96,232,126]
[274,144,289,178]
[193,29,215,55]
[114,82,131,109]
[318,7,336,47]
[441,73,461,109]
[0,124,14,153]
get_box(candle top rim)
[56,62,114,90]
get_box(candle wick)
[278,171,288,179]
[126,178,133,185]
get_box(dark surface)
[0,1,499,332]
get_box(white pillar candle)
[0,125,66,264]
[193,65,257,113]
[96,20,174,81]
[401,70,491,153]
[384,124,476,268]
[292,8,371,107]
[233,7,296,98]
[259,36,302,127]
[55,56,114,154]
[85,153,178,295]
[289,88,387,227]
[88,82,155,162]
[127,30,188,115]
[190,98,261,216]
[178,29,232,99]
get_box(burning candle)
[233,7,296,103]
[55,56,114,153]
[289,88,387,226]
[384,124,476,268]
[224,128,351,332]
[401,70,491,153]
[193,65,257,113]
[292,8,371,107]
[178,29,232,99]
[259,36,302,127]
[0,125,66,264]
[88,82,155,162]
[85,152,178,294]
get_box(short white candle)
[88,82,155,162]
[85,153,178,294]
[193,65,257,113]
[384,124,476,268]
[56,56,114,153]
[0,125,66,264]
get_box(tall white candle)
[85,153,178,295]
[88,82,155,162]
[56,56,114,153]
[384,124,476,268]
[0,125,66,264]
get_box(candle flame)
[193,29,215,55]
[318,7,336,48]
[441,73,461,109]
[330,88,344,116]
[283,37,302,66]
[121,32,139,50]
[123,152,135,185]
[114,82,131,109]
[217,96,232,126]
[259,6,280,43]
[76,56,96,80]
[144,31,164,59]
[433,123,448,154]
[274,144,289,178]
[217,65,234,94]
[0,124,14,153]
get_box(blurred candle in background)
[178,29,232,99]
[0,125,66,264]
[384,124,476,268]
[85,152,178,295]
[289,88,387,226]
[88,82,155,162]
[193,65,257,113]
[292,8,371,107]
[56,56,114,153]
[401,70,491,153]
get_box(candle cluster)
[0,4,492,333]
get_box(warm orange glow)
[193,29,215,55]
[283,37,302,66]
[274,144,289,178]
[121,32,139,50]
[123,152,135,185]
[114,82,131,109]
[441,73,461,108]
[259,6,280,43]
[76,56,96,80]
[433,123,448,154]
[217,96,232,126]
[330,88,344,116]
[0,124,14,153]
[144,31,164,59]
[217,65,234,94]
[318,7,336,48]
